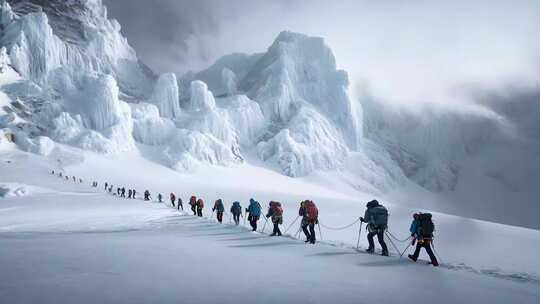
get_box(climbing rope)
[283,216,300,234]
[385,231,403,257]
[318,218,360,231]
[386,230,412,243]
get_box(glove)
[360,217,365,223]
[411,238,416,246]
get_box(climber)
[177,197,183,211]
[73,176,76,183]
[170,193,176,208]
[360,200,389,256]
[230,201,242,225]
[246,198,261,231]
[158,193,163,203]
[120,187,126,198]
[213,199,225,223]
[132,189,136,199]
[299,200,318,244]
[108,185,113,193]
[408,213,439,267]
[189,196,197,215]
[104,182,108,191]
[266,201,284,236]
[128,189,133,199]
[117,187,121,196]
[144,190,151,201]
[196,198,204,217]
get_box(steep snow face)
[362,97,503,192]
[240,31,361,150]
[151,73,181,119]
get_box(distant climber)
[246,198,261,231]
[230,201,242,225]
[128,189,133,199]
[120,187,125,198]
[189,196,197,215]
[108,185,113,193]
[117,187,121,195]
[104,182,108,191]
[213,199,225,223]
[196,198,204,217]
[158,193,163,203]
[408,213,439,267]
[177,197,183,211]
[170,193,176,207]
[299,200,318,244]
[266,201,283,236]
[360,200,389,256]
[144,190,151,201]
[132,189,137,199]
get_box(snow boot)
[366,248,374,254]
[408,254,417,262]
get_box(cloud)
[104,0,540,104]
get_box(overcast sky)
[103,0,540,104]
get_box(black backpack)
[418,213,435,238]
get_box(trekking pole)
[385,231,402,257]
[295,225,302,239]
[284,216,300,234]
[356,221,363,249]
[317,223,323,241]
[261,217,268,233]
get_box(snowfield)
[1,1,539,303]
[1,149,539,304]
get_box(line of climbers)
[51,172,439,266]
[52,170,83,184]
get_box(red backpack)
[189,196,197,206]
[270,201,283,216]
[304,200,318,221]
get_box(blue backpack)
[249,199,261,216]
[231,201,241,214]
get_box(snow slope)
[1,149,539,304]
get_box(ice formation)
[189,80,216,111]
[130,103,175,146]
[0,1,404,193]
[151,73,181,119]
